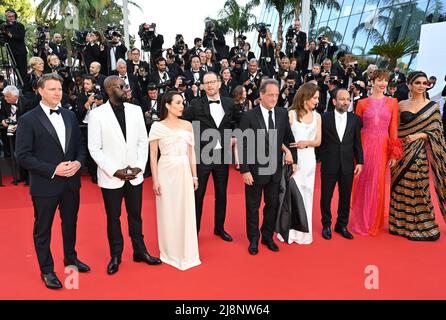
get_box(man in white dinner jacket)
[88,75,161,275]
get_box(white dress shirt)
[41,102,66,153]
[119,73,130,86]
[209,98,225,150]
[334,109,347,142]
[260,104,275,132]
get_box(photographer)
[88,61,107,93]
[276,56,302,90]
[47,54,73,94]
[389,67,406,85]
[84,31,107,73]
[126,47,150,90]
[2,9,27,83]
[48,33,68,64]
[278,74,299,108]
[304,64,324,85]
[141,83,162,129]
[32,26,52,73]
[315,34,338,64]
[22,57,44,94]
[229,35,247,61]
[165,49,184,79]
[301,40,319,74]
[138,23,164,65]
[203,20,227,61]
[349,80,367,112]
[318,75,339,114]
[105,29,127,75]
[148,57,173,95]
[220,67,238,97]
[184,55,206,89]
[285,19,307,62]
[189,37,204,57]
[257,26,276,77]
[239,58,262,103]
[116,58,142,104]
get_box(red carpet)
[1,165,445,300]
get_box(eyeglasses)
[203,79,219,86]
[413,81,428,85]
[114,83,130,90]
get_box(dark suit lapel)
[61,109,72,154]
[255,107,267,131]
[274,107,281,131]
[220,99,231,129]
[344,113,353,140]
[36,107,64,154]
[328,112,341,143]
[203,99,217,128]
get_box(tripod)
[0,42,24,87]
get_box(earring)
[408,91,412,99]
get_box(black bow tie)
[50,108,61,115]
[120,75,127,79]
[208,100,220,104]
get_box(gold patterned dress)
[390,101,446,240]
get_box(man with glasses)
[88,75,161,275]
[183,72,239,242]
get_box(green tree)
[0,0,34,24]
[217,0,259,46]
[368,39,418,70]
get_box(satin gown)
[278,110,317,244]
[148,122,201,270]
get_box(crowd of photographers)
[1,7,445,183]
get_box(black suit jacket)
[106,43,128,74]
[238,106,297,184]
[5,21,27,55]
[320,111,364,175]
[0,95,32,122]
[184,69,206,86]
[182,96,239,163]
[49,42,68,62]
[15,106,86,197]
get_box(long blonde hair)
[289,82,319,121]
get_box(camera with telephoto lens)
[6,116,17,136]
[72,30,88,51]
[0,19,12,45]
[104,25,122,42]
[173,34,185,54]
[35,25,50,51]
[256,23,271,39]
[138,23,156,51]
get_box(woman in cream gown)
[148,91,201,270]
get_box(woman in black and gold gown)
[390,71,446,241]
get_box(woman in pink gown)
[350,69,402,236]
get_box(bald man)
[49,33,68,63]
[88,75,161,275]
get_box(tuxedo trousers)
[195,161,229,233]
[320,172,354,228]
[32,185,80,274]
[101,181,147,259]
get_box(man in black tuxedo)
[184,56,206,86]
[106,34,127,75]
[238,79,297,255]
[319,89,363,240]
[15,74,90,289]
[287,19,307,62]
[3,8,28,83]
[148,57,173,95]
[390,67,406,85]
[48,33,68,63]
[182,72,239,242]
[115,59,142,105]
[0,85,33,182]
[126,48,151,91]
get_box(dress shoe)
[214,229,233,242]
[133,252,162,265]
[322,227,332,240]
[107,257,121,275]
[64,258,91,273]
[334,225,354,239]
[261,239,279,252]
[248,242,258,255]
[41,272,63,289]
